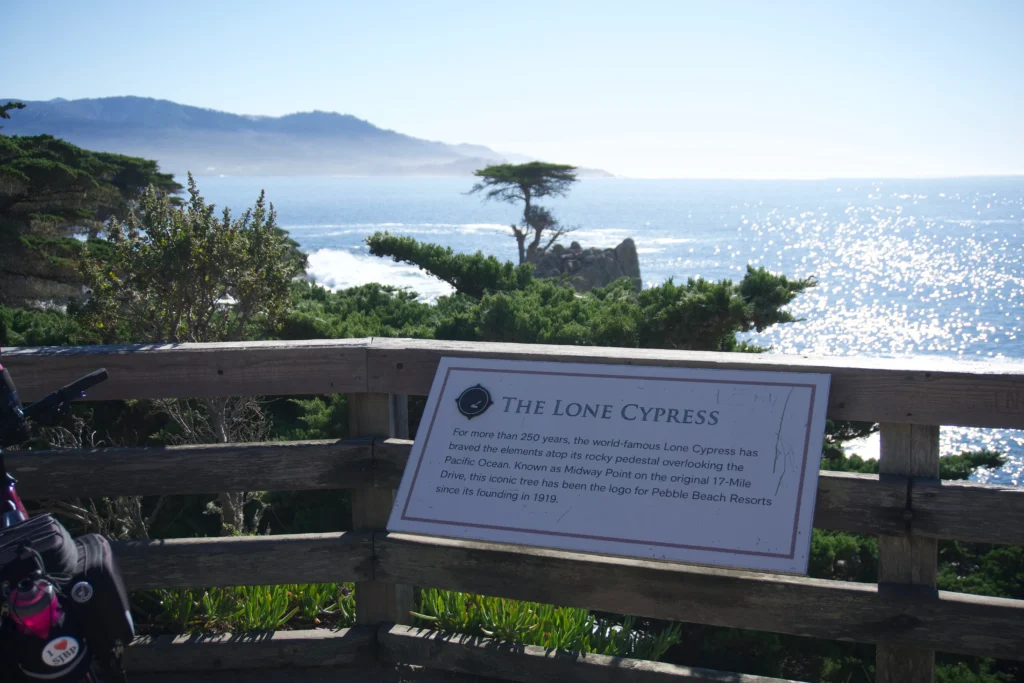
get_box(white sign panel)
[388,358,831,574]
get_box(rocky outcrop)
[531,238,642,293]
[0,273,88,309]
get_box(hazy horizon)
[7,0,1023,179]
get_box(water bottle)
[7,576,92,681]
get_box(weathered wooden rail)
[4,338,1024,683]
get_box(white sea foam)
[566,228,631,247]
[305,248,454,300]
[648,237,695,245]
[458,223,513,233]
[285,222,508,233]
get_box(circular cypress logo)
[456,384,493,419]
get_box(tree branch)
[541,224,576,252]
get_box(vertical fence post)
[876,423,939,683]
[388,393,410,440]
[350,392,415,625]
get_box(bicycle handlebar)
[57,368,108,400]
[21,369,108,423]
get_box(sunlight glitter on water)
[735,189,1024,483]
[745,199,1024,360]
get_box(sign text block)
[388,358,831,574]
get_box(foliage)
[470,162,578,205]
[1,114,182,305]
[633,268,815,349]
[822,419,878,459]
[469,161,578,263]
[809,529,878,583]
[0,304,91,346]
[823,448,1007,481]
[136,583,356,635]
[0,130,181,239]
[939,543,1024,600]
[76,175,307,534]
[0,101,26,128]
[936,659,1014,683]
[413,589,681,661]
[279,279,437,340]
[80,174,305,344]
[937,450,1006,481]
[368,232,815,352]
[366,232,533,298]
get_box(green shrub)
[412,589,681,661]
[135,583,356,635]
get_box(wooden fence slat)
[375,532,1024,661]
[812,470,907,536]
[10,439,374,498]
[374,438,415,489]
[8,337,1024,426]
[377,624,799,683]
[876,423,940,683]
[911,477,1024,545]
[114,531,374,590]
[366,338,1024,429]
[126,627,374,672]
[349,393,414,626]
[2,339,369,401]
[20,434,1017,545]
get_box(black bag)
[67,534,135,662]
[0,524,92,683]
[1,596,94,682]
[1,519,131,681]
[0,514,78,583]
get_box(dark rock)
[530,238,642,293]
[0,274,89,308]
[615,238,641,284]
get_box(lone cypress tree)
[469,161,578,264]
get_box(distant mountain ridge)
[1,96,612,178]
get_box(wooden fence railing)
[4,338,1024,683]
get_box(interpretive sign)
[387,358,831,574]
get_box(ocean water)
[194,176,1024,484]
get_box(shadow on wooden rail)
[128,625,796,683]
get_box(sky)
[5,0,1023,178]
